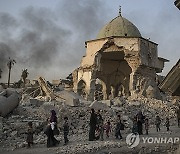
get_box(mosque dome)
[97,14,141,39]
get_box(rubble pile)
[0,77,179,153]
[114,96,179,126]
[0,105,47,149]
[0,93,179,151]
[55,141,125,154]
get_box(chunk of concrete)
[29,98,44,107]
[101,100,112,107]
[0,85,3,91]
[113,98,123,106]
[56,90,80,106]
[146,85,162,100]
[0,90,21,117]
[89,100,109,110]
[11,131,18,136]
[113,97,127,106]
[129,101,141,106]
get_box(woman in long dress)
[45,110,60,147]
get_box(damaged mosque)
[72,10,169,101]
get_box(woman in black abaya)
[45,110,60,147]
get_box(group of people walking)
[155,115,171,132]
[26,106,180,148]
[132,113,172,136]
[44,110,70,147]
[132,106,180,136]
[89,106,180,143]
[26,109,69,148]
[88,108,150,142]
[89,108,124,141]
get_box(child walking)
[155,115,161,132]
[26,121,33,148]
[63,117,69,145]
[115,115,123,139]
[165,117,170,131]
[132,116,138,134]
[104,120,111,138]
[144,118,149,135]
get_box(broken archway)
[97,45,132,98]
[77,80,87,99]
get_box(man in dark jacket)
[89,108,97,141]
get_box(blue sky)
[0,0,179,82]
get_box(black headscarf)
[50,110,57,123]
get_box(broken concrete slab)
[89,100,109,110]
[112,97,127,106]
[0,90,21,117]
[0,85,3,91]
[159,59,180,97]
[10,130,18,137]
[56,90,80,106]
[128,101,141,106]
[101,100,112,107]
[38,76,55,101]
[111,106,124,112]
[145,85,162,100]
[29,98,44,107]
[113,98,123,106]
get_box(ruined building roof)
[159,59,180,96]
[97,15,141,39]
[175,0,180,10]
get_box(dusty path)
[0,126,180,154]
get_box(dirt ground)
[0,126,179,154]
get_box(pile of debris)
[0,76,179,153]
[0,96,179,150]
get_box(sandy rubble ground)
[0,93,180,154]
[0,126,180,154]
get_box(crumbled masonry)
[0,76,179,153]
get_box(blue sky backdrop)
[0,0,179,82]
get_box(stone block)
[30,98,44,107]
[89,100,109,110]
[101,100,112,106]
[11,131,18,137]
[56,90,80,106]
